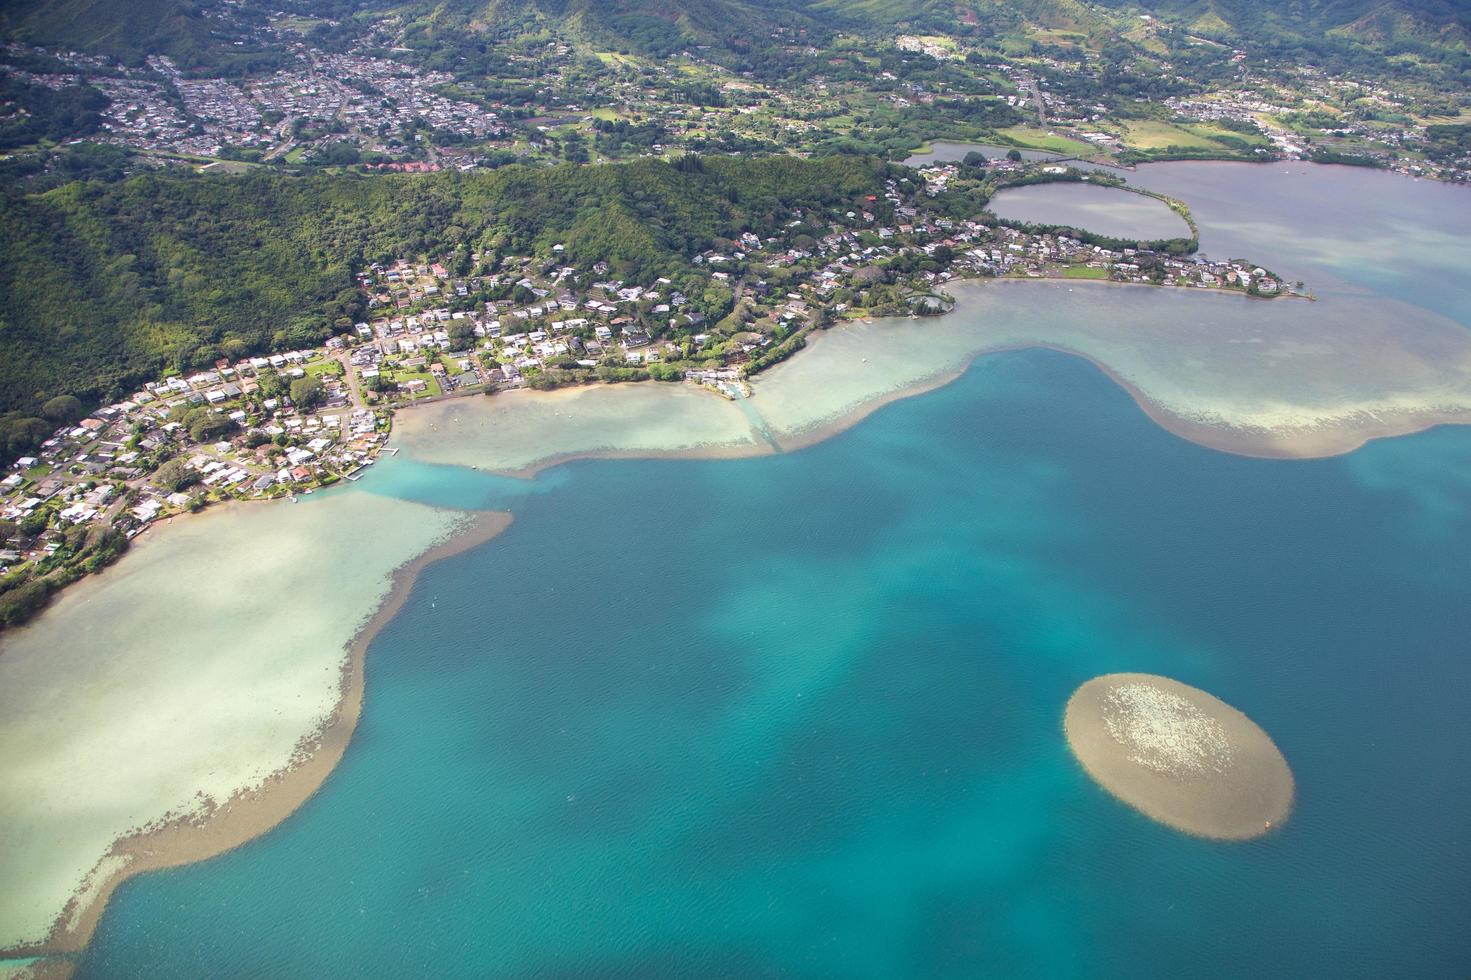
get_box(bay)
[2,159,1467,977]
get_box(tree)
[290,376,325,409]
[185,409,232,443]
[19,511,48,537]
[447,320,477,349]
[256,367,286,399]
[1,413,51,456]
[41,395,84,424]
[154,458,198,492]
[1006,149,1023,162]
[0,580,49,627]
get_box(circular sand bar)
[1065,673,1293,840]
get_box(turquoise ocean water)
[78,164,1471,976]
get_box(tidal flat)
[402,277,1471,474]
[0,491,498,956]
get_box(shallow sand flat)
[392,279,1471,474]
[0,490,472,951]
[1064,673,1293,840]
[395,381,765,475]
[750,280,1471,457]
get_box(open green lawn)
[1061,264,1110,280]
[304,358,344,380]
[594,51,641,67]
[274,16,324,33]
[1028,28,1088,48]
[1121,120,1222,151]
[386,369,441,399]
[995,126,1096,156]
[1182,122,1268,147]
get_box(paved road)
[1022,73,1046,126]
[335,351,367,409]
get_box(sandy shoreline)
[3,508,512,969]
[404,278,1466,482]
[772,329,1468,466]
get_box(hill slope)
[0,155,887,422]
[0,0,284,72]
[6,0,1466,67]
[1084,0,1471,46]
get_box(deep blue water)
[78,348,1471,978]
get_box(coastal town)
[6,1,1471,974]
[0,155,1297,629]
[5,2,1469,182]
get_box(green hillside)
[0,0,284,72]
[0,155,887,423]
[6,0,1466,71]
[1085,0,1471,46]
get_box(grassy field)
[273,16,325,33]
[1183,122,1268,147]
[594,52,640,67]
[1062,264,1111,280]
[1028,28,1089,49]
[304,358,344,380]
[1121,120,1222,151]
[386,369,441,399]
[995,126,1096,155]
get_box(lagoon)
[81,348,1471,978]
[3,158,1471,975]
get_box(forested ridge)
[8,0,1466,78]
[0,154,887,423]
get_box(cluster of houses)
[8,39,508,163]
[0,352,390,580]
[1,155,1300,594]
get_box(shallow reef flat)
[397,278,1471,479]
[0,490,481,953]
[394,379,767,476]
[728,279,1471,461]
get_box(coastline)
[757,278,1469,464]
[391,384,776,480]
[3,507,513,970]
[5,268,1467,966]
[402,279,1471,484]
